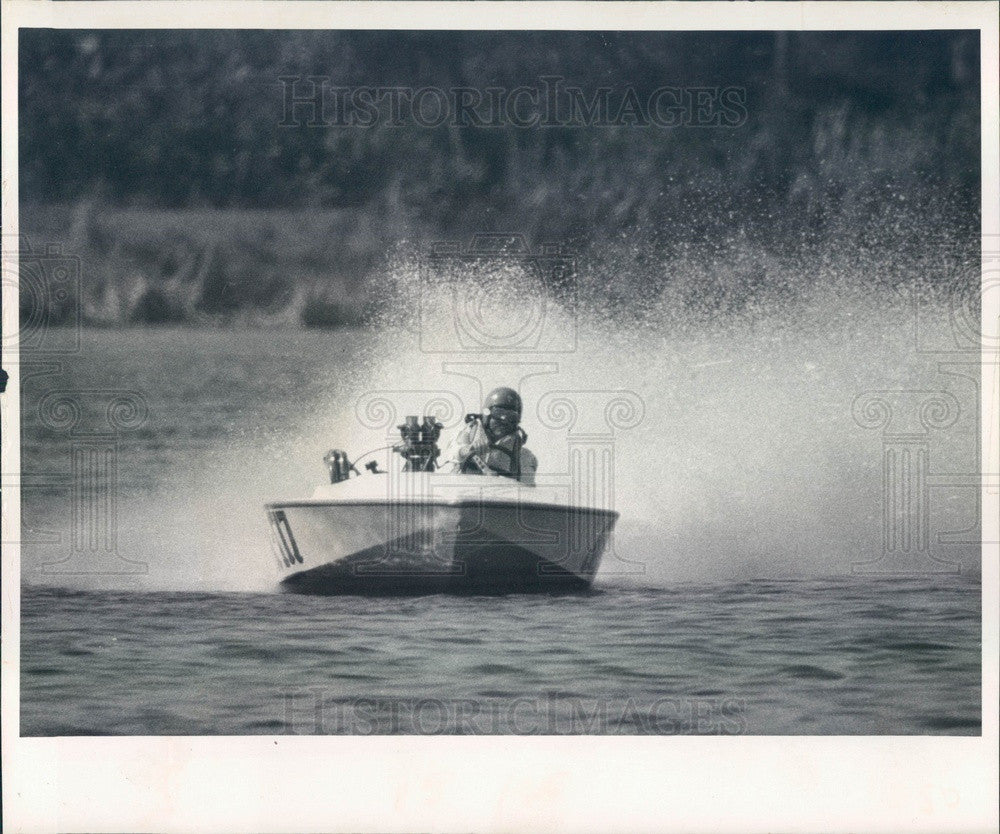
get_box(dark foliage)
[21,31,979,213]
[18,30,981,325]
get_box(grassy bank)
[20,203,377,327]
[19,191,977,331]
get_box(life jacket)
[460,417,527,479]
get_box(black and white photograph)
[2,1,998,832]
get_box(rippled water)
[21,575,980,735]
[18,315,983,735]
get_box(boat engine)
[394,415,443,472]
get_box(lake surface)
[20,576,981,735]
[18,328,983,734]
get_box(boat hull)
[267,485,616,594]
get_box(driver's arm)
[441,423,487,473]
[518,448,538,487]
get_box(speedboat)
[265,416,618,594]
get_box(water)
[21,576,980,735]
[17,255,985,734]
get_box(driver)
[441,387,537,486]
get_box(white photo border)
[2,3,998,832]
